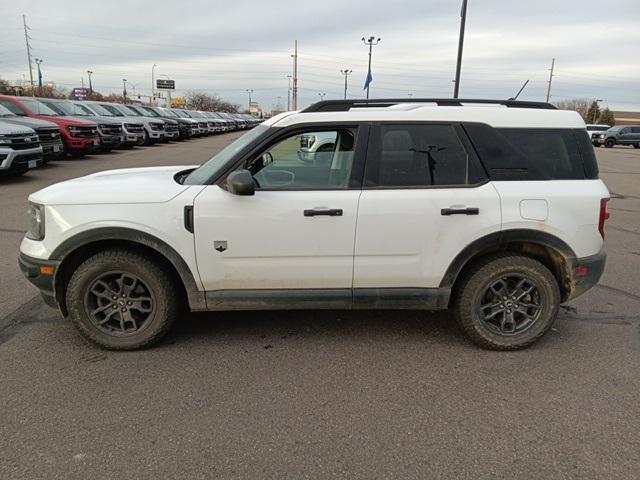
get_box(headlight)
[300,135,316,149]
[26,203,45,240]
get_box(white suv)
[19,99,610,351]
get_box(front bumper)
[566,249,606,301]
[19,252,60,307]
[0,147,43,174]
[64,136,100,154]
[99,134,122,149]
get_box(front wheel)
[66,250,179,350]
[633,144,640,149]
[453,254,560,350]
[605,138,616,148]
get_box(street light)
[453,0,468,98]
[594,99,604,124]
[151,64,158,105]
[34,58,43,92]
[287,75,292,110]
[87,70,93,95]
[122,78,127,103]
[361,35,381,99]
[318,92,326,101]
[340,69,352,100]
[246,89,254,111]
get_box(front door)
[193,126,364,293]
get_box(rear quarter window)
[463,124,598,180]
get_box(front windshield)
[184,124,270,185]
[88,103,115,116]
[141,107,160,117]
[99,104,125,116]
[21,99,59,116]
[38,101,67,116]
[174,110,190,118]
[71,103,98,116]
[0,104,15,117]
[121,105,143,116]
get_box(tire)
[66,249,179,350]
[605,138,616,148]
[142,130,151,146]
[452,253,560,351]
[633,144,639,149]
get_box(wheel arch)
[441,229,577,303]
[51,227,205,316]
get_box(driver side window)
[246,129,357,190]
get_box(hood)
[30,165,199,206]
[113,115,164,126]
[69,115,122,126]
[0,116,59,130]
[0,121,35,135]
[33,115,97,127]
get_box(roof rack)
[301,98,557,113]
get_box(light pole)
[35,58,43,93]
[122,79,127,103]
[594,98,604,124]
[340,69,352,99]
[287,75,292,110]
[87,70,93,95]
[453,0,468,98]
[318,92,326,101]
[151,63,158,105]
[361,36,380,99]
[246,89,254,112]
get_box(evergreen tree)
[586,101,601,123]
[599,108,616,126]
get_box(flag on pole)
[363,71,373,90]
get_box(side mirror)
[227,169,255,196]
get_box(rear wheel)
[453,254,560,350]
[605,138,616,148]
[66,249,179,350]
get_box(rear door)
[353,123,501,300]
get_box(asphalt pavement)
[1,136,639,479]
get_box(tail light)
[598,198,611,239]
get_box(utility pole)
[340,69,352,99]
[286,75,292,110]
[291,40,298,110]
[151,64,158,106]
[87,70,93,95]
[546,58,555,103]
[362,36,381,99]
[453,0,468,98]
[122,79,127,103]
[22,14,35,96]
[246,89,254,111]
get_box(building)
[612,111,640,125]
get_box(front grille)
[165,124,179,133]
[98,124,123,136]
[198,122,207,129]
[3,133,40,150]
[124,123,144,134]
[150,123,165,131]
[36,128,61,147]
[74,126,98,138]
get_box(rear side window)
[365,124,486,187]
[463,124,597,180]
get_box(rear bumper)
[566,248,606,301]
[19,252,60,307]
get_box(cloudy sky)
[2,0,639,111]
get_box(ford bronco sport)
[19,99,609,351]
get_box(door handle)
[304,208,343,217]
[441,207,479,216]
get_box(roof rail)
[301,98,557,113]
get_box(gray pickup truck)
[0,120,43,176]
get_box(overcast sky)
[2,0,639,111]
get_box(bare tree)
[554,98,591,121]
[185,91,239,112]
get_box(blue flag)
[363,71,373,90]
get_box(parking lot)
[1,138,639,478]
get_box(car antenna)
[509,80,530,101]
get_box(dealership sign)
[156,79,175,90]
[73,87,89,99]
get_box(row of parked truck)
[0,95,260,176]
